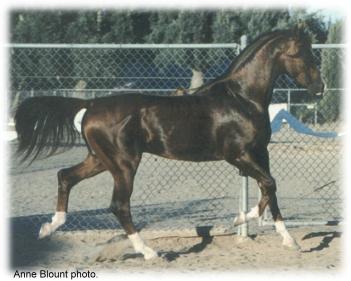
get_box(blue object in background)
[271,109,338,138]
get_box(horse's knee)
[259,176,276,195]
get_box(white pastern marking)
[233,205,259,226]
[128,232,158,260]
[233,211,246,226]
[275,221,300,250]
[38,212,66,239]
[73,108,87,133]
[52,211,66,226]
[246,205,259,219]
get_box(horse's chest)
[217,111,270,148]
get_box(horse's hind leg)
[109,161,158,260]
[87,133,158,260]
[39,153,105,239]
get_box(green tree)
[177,11,215,90]
[319,20,344,122]
[146,11,215,90]
[288,9,328,43]
[212,10,243,43]
[10,11,75,97]
[131,12,152,43]
[9,9,332,95]
[145,11,180,43]
[64,11,99,43]
[99,11,134,43]
[11,11,68,43]
[241,9,291,43]
[63,11,151,89]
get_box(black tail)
[14,96,88,163]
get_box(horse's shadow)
[301,231,341,253]
[161,226,214,262]
[122,226,214,262]
[161,236,213,262]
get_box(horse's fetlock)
[109,204,118,216]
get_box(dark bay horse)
[15,28,324,259]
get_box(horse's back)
[81,94,221,161]
[81,93,262,162]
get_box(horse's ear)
[297,20,306,29]
[287,22,306,55]
[295,20,307,38]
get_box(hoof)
[38,223,53,239]
[283,238,301,251]
[143,247,158,260]
[233,211,246,226]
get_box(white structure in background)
[268,103,288,121]
[6,118,17,141]
[189,69,204,94]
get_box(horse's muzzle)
[310,81,325,100]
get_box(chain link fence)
[9,43,344,236]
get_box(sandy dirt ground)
[7,127,343,275]
[10,224,342,273]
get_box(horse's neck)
[229,44,282,110]
[195,40,283,109]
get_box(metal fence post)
[257,187,263,227]
[314,103,318,125]
[238,35,249,237]
[238,176,249,237]
[287,88,291,113]
[240,35,247,51]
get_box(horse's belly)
[143,129,219,162]
[145,146,220,162]
[140,103,219,161]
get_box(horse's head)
[279,27,325,99]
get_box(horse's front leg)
[228,148,300,250]
[233,155,269,227]
[258,178,300,250]
[39,154,105,239]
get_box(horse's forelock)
[292,26,312,45]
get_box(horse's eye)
[288,51,302,58]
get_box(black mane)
[228,29,290,72]
[194,28,300,95]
